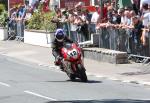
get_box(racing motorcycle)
[60,43,88,82]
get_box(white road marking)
[139,81,150,86]
[0,82,11,87]
[24,91,57,101]
[108,77,120,81]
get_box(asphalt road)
[0,55,150,103]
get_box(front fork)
[71,59,86,73]
[63,61,74,74]
[63,58,86,75]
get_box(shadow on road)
[69,79,102,83]
[45,79,102,84]
[45,99,150,103]
[121,71,150,76]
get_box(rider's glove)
[56,56,63,61]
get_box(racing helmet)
[55,29,65,42]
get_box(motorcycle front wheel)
[77,64,88,82]
[69,74,76,81]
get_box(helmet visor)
[55,33,65,42]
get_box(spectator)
[29,0,39,12]
[112,10,121,24]
[131,16,144,54]
[91,6,100,33]
[24,6,32,27]
[115,9,122,24]
[80,10,90,41]
[107,5,114,23]
[140,3,150,46]
[54,5,58,13]
[74,14,85,42]
[61,9,69,36]
[75,1,83,13]
[130,10,137,27]
[43,0,50,12]
[17,5,27,20]
[102,2,108,22]
[111,1,116,9]
[131,0,140,15]
[68,13,78,42]
[130,10,137,17]
[51,8,63,29]
[118,8,124,25]
[121,10,132,27]
[141,3,150,27]
[140,0,150,10]
[9,7,17,30]
[7,7,18,39]
[16,5,27,38]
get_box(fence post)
[98,28,102,48]
[148,32,150,57]
[109,27,118,50]
[67,22,71,39]
[16,19,24,41]
[104,28,110,49]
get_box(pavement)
[0,40,150,86]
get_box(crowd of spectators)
[7,0,150,56]
[8,0,41,39]
[96,1,150,46]
[51,2,92,42]
[51,0,150,48]
[95,0,150,56]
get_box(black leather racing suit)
[52,36,73,65]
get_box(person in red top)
[102,3,108,22]
[43,0,50,12]
[97,2,108,23]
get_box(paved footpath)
[0,41,150,86]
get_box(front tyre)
[80,69,87,82]
[69,74,76,81]
[77,64,88,82]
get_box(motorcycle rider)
[52,28,73,71]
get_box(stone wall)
[83,48,128,64]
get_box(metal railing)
[7,19,24,41]
[7,19,150,63]
[96,27,150,61]
[62,22,92,43]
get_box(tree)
[0,0,8,10]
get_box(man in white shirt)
[91,11,99,23]
[141,3,150,46]
[140,0,150,10]
[141,3,150,27]
[90,6,100,33]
